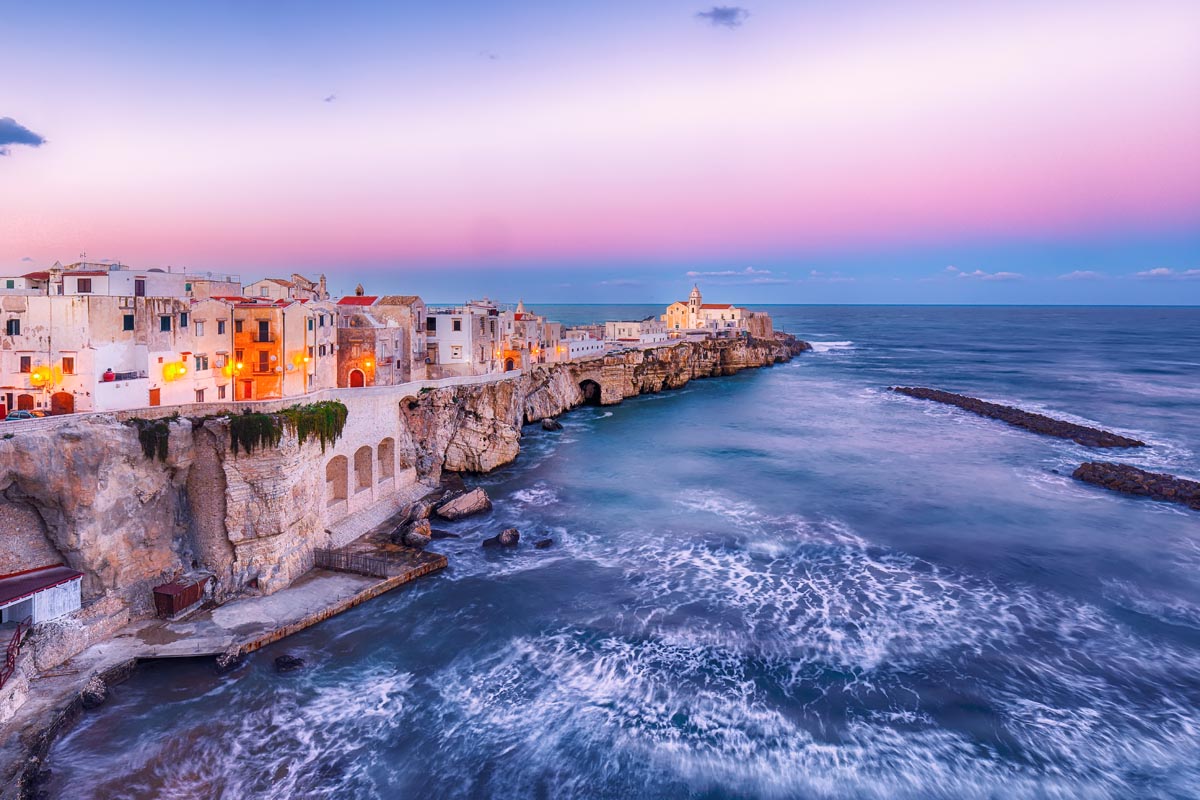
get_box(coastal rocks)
[79,676,108,710]
[215,646,244,674]
[274,654,306,673]
[890,387,1146,448]
[534,538,554,549]
[394,519,432,548]
[482,528,520,548]
[429,530,459,540]
[435,488,493,521]
[541,418,564,431]
[1073,462,1200,511]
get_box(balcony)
[252,333,276,343]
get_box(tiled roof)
[21,271,49,281]
[701,304,733,309]
[337,296,378,306]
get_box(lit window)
[19,356,31,373]
[62,357,75,374]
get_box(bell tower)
[688,284,702,327]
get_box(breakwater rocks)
[890,387,1145,448]
[1073,462,1200,511]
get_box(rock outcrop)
[482,528,520,548]
[435,488,493,520]
[890,387,1145,448]
[1073,462,1200,511]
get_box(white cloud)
[597,278,643,287]
[957,269,1023,281]
[1136,267,1200,279]
[686,267,771,278]
[1058,270,1104,281]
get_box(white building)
[425,299,502,376]
[605,318,668,346]
[662,284,749,333]
[563,328,609,360]
[0,565,83,625]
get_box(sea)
[43,306,1200,799]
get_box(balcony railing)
[252,333,276,343]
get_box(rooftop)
[0,565,84,608]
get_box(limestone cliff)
[0,333,807,673]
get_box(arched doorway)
[349,369,365,388]
[326,456,348,506]
[579,379,602,406]
[504,358,515,372]
[50,392,74,415]
[16,394,34,411]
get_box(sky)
[1,0,1198,304]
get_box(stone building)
[426,298,502,376]
[662,284,749,333]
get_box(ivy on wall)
[228,401,348,455]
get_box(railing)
[252,333,275,343]
[0,616,32,691]
[313,549,394,579]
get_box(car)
[4,410,49,421]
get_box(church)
[661,285,748,332]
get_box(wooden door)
[148,388,161,407]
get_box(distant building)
[563,328,609,360]
[604,318,668,346]
[662,284,749,334]
[243,273,329,302]
[425,298,502,376]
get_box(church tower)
[688,284,702,328]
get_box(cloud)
[0,117,46,156]
[1136,267,1199,279]
[686,267,771,277]
[20,256,33,262]
[1058,270,1104,281]
[957,269,1023,281]
[322,94,337,103]
[480,50,500,61]
[695,6,750,28]
[598,279,644,287]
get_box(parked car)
[4,410,49,421]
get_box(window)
[123,314,135,331]
[134,278,145,297]
[180,312,189,328]
[307,318,314,331]
[62,357,75,374]
[319,344,326,357]
[195,389,205,403]
[217,384,226,400]
[185,282,192,293]
[450,345,463,359]
[215,354,227,368]
[452,319,462,332]
[217,320,226,335]
[257,350,269,372]
[308,346,314,357]
[195,354,209,371]
[235,349,244,363]
[234,319,243,333]
[257,320,270,342]
[160,316,171,332]
[319,314,326,328]
[4,280,13,289]
[426,317,436,332]
[5,319,18,336]
[19,356,31,373]
[260,287,269,296]
[194,321,204,336]
[76,278,92,293]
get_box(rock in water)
[1073,462,1200,511]
[80,676,108,709]
[404,532,432,548]
[483,528,520,548]
[534,538,554,549]
[436,487,493,520]
[274,654,306,673]
[215,646,243,674]
[401,519,433,547]
[430,529,460,540]
[541,418,564,431]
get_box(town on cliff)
[0,262,778,418]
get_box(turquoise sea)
[45,306,1200,799]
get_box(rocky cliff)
[0,333,806,674]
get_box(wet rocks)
[541,418,564,431]
[435,487,493,521]
[79,676,107,709]
[274,654,306,673]
[1073,462,1200,511]
[890,387,1145,448]
[482,528,520,548]
[398,519,432,548]
[429,529,460,540]
[215,645,244,674]
[534,538,554,549]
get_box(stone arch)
[354,445,373,492]
[579,379,602,406]
[378,437,395,480]
[504,358,515,371]
[326,455,348,505]
[349,369,365,388]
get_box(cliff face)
[0,333,806,671]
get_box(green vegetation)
[130,417,171,461]
[229,401,348,455]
